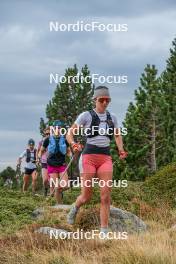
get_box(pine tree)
[46,64,94,126]
[161,38,176,162]
[39,117,46,136]
[118,65,164,180]
[0,166,16,182]
[41,64,94,179]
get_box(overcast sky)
[0,0,176,171]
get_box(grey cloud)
[1,0,176,23]
[0,0,176,170]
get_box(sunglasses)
[45,133,50,136]
[97,98,111,103]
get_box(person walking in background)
[17,138,38,194]
[37,127,50,197]
[38,120,71,204]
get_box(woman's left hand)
[119,150,128,160]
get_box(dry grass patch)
[0,227,176,264]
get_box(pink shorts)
[47,165,67,175]
[79,154,113,174]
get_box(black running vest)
[87,110,114,140]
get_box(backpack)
[26,149,37,163]
[48,135,67,155]
[87,110,114,140]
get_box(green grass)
[0,184,140,236]
[141,162,176,207]
[1,163,176,236]
[0,188,45,235]
[1,163,176,264]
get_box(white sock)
[100,227,109,234]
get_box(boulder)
[32,204,72,219]
[52,204,72,210]
[109,206,147,233]
[32,207,45,219]
[35,226,68,238]
[33,205,147,234]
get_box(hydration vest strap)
[88,110,114,139]
[26,149,36,162]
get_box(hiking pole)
[50,154,75,197]
[61,154,75,180]
[112,160,118,166]
[113,158,127,167]
[16,164,21,187]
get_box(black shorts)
[41,163,47,169]
[24,168,36,175]
[82,144,110,155]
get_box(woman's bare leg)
[23,174,30,192]
[42,168,48,188]
[97,171,112,228]
[31,170,38,193]
[75,172,94,207]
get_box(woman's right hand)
[71,142,82,153]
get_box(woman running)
[66,86,128,237]
[39,120,71,204]
[37,127,50,196]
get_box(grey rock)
[35,227,69,238]
[51,204,72,210]
[32,207,45,219]
[32,204,72,219]
[32,205,147,234]
[109,206,147,233]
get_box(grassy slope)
[0,163,176,263]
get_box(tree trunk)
[150,113,157,172]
